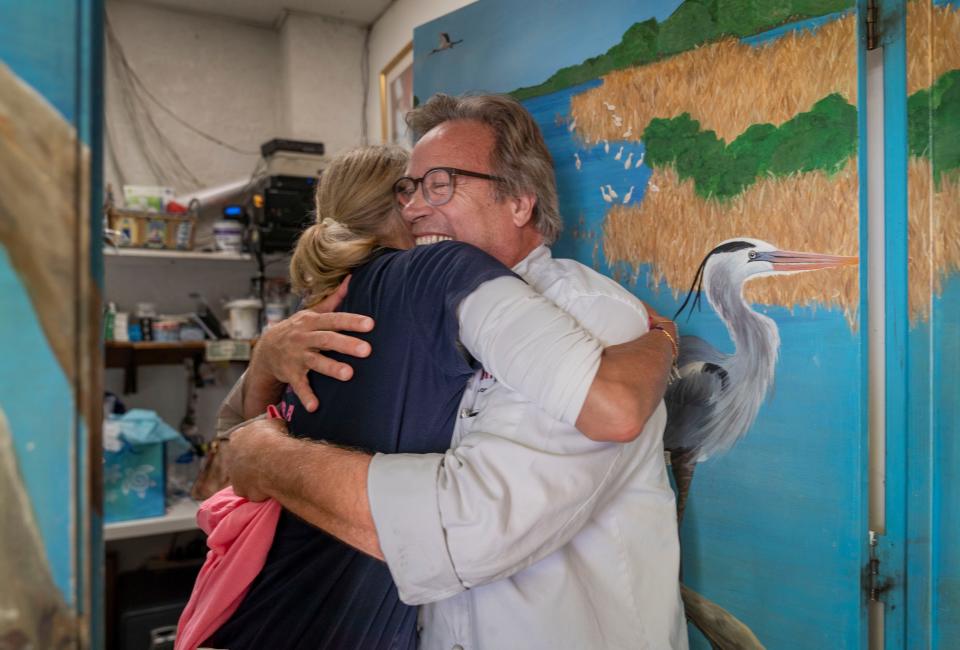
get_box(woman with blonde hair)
[191,144,666,650]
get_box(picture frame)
[379,41,414,148]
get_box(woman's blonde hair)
[289,145,409,304]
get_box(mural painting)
[414,1,873,646]
[0,1,102,646]
[906,0,960,645]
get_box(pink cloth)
[175,487,282,650]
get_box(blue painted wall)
[0,0,103,644]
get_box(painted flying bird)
[429,32,463,54]
[664,238,858,522]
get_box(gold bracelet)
[651,324,680,363]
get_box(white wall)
[104,1,279,193]
[105,2,369,194]
[365,0,474,144]
[280,12,367,155]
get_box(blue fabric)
[207,241,515,650]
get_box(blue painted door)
[413,1,869,646]
[0,0,103,646]
[899,0,960,647]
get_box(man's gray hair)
[406,94,562,244]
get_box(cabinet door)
[903,0,960,647]
[0,1,103,647]
[414,1,867,647]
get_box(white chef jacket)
[368,245,688,650]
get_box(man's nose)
[400,188,430,223]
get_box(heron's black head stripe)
[673,240,757,321]
[709,240,756,256]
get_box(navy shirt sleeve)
[401,241,518,377]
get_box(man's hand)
[245,276,375,415]
[221,417,290,501]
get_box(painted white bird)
[568,117,577,132]
[429,32,463,54]
[603,140,610,154]
[600,185,612,202]
[614,146,624,161]
[613,115,624,128]
[649,182,660,193]
[622,185,634,203]
[574,152,582,171]
[606,184,618,199]
[636,152,645,168]
[623,126,633,138]
[624,152,633,169]
[606,102,617,111]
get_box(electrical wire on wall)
[104,13,258,192]
[360,25,371,145]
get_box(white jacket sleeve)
[455,275,603,426]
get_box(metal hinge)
[866,0,879,50]
[865,530,893,601]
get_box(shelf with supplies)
[104,247,254,261]
[106,339,257,393]
[104,498,200,542]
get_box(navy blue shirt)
[207,241,515,650]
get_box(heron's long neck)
[705,275,780,393]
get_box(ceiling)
[116,0,395,28]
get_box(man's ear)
[508,193,537,228]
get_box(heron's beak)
[766,249,859,272]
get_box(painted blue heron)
[664,238,858,521]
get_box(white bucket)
[224,298,262,339]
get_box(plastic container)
[213,220,245,253]
[264,302,287,329]
[224,298,262,339]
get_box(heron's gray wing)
[677,334,724,368]
[664,336,727,452]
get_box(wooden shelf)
[105,341,206,368]
[104,247,253,261]
[104,499,200,541]
[105,340,256,392]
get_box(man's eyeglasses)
[393,167,505,207]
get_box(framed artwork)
[379,41,414,148]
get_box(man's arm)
[240,277,374,420]
[223,418,383,558]
[455,275,676,443]
[575,310,676,442]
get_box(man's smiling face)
[399,119,539,267]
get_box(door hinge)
[865,530,893,601]
[866,0,879,50]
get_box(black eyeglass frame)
[393,167,507,207]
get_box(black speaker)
[252,175,319,254]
